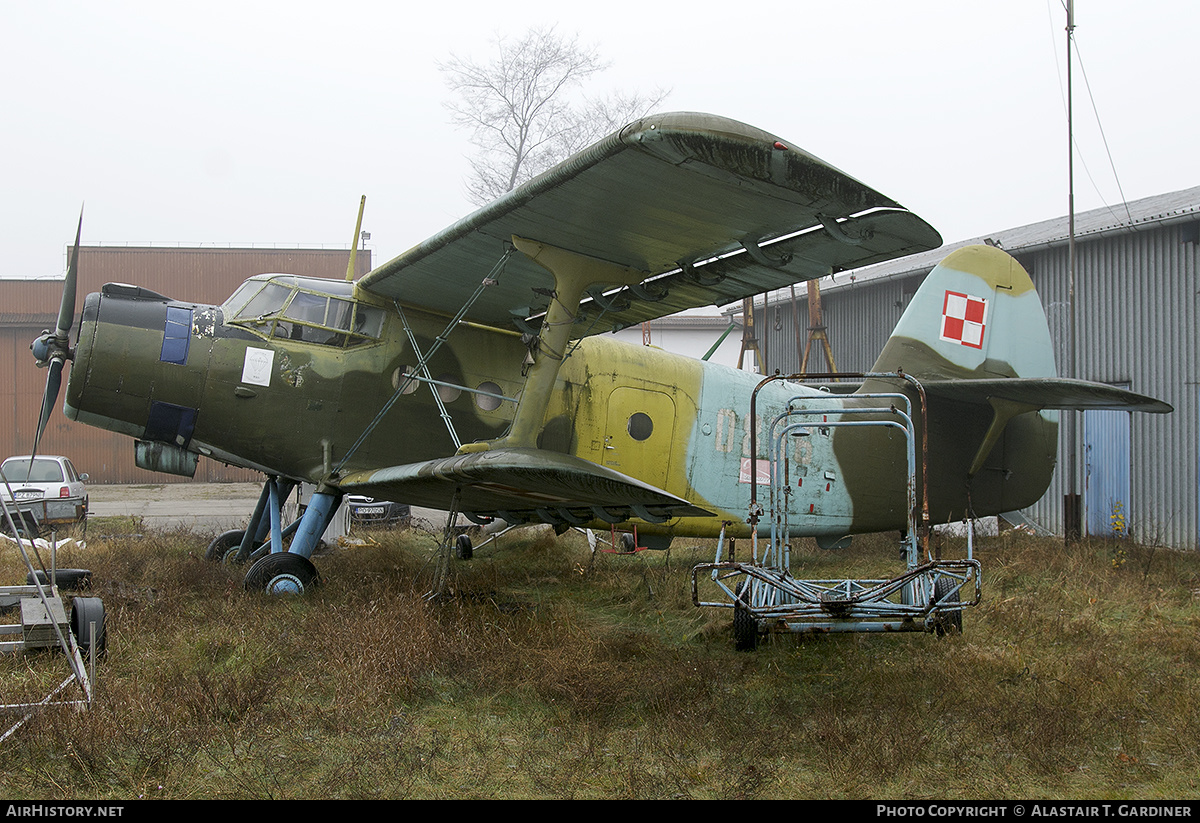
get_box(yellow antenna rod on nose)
[345,195,366,281]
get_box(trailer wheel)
[931,577,962,637]
[2,513,39,540]
[733,581,759,651]
[70,597,107,656]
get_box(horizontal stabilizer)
[923,378,1172,414]
[337,447,712,525]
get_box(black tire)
[620,533,636,553]
[243,552,321,595]
[931,576,963,637]
[27,568,92,590]
[733,581,759,651]
[455,533,473,561]
[70,597,106,656]
[2,512,39,540]
[205,529,246,563]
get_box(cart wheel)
[733,581,759,651]
[70,597,107,655]
[456,533,473,560]
[931,576,962,637]
[620,533,636,553]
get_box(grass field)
[2,520,1199,799]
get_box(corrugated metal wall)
[1022,225,1198,549]
[1,246,371,485]
[761,222,1198,548]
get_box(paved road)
[87,482,451,534]
[87,482,263,532]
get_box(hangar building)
[757,186,1200,549]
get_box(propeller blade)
[55,210,82,340]
[32,358,64,461]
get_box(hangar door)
[1083,408,1131,538]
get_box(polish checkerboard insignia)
[940,290,988,349]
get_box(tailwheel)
[205,529,247,564]
[244,552,321,595]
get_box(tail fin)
[871,244,1055,381]
[860,245,1168,523]
[871,244,1169,413]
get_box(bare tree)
[441,27,668,205]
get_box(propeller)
[29,211,82,461]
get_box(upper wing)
[358,112,942,336]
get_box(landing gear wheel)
[733,581,759,651]
[206,530,246,564]
[70,597,106,656]
[244,552,321,595]
[455,533,473,560]
[620,533,636,553]
[931,576,962,637]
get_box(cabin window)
[475,381,503,411]
[224,275,384,348]
[627,412,654,441]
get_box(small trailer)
[1,517,104,742]
[692,372,979,648]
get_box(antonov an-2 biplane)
[32,112,1169,600]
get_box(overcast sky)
[3,1,1196,285]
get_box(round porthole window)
[392,366,419,395]
[475,381,503,411]
[627,412,653,441]
[436,373,461,403]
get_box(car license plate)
[14,490,41,501]
[358,506,385,515]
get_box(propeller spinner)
[29,212,82,460]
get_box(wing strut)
[334,247,513,474]
[458,236,648,453]
[396,303,462,450]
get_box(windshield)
[1,458,65,484]
[222,275,384,347]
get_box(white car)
[0,455,89,536]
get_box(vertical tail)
[871,244,1056,381]
[866,245,1060,520]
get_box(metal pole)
[1064,0,1081,544]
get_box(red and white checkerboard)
[940,290,988,349]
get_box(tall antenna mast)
[1065,0,1081,543]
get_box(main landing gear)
[204,476,341,595]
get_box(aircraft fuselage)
[64,271,1059,542]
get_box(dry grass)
[2,523,1199,799]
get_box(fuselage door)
[603,387,677,491]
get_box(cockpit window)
[223,275,384,348]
